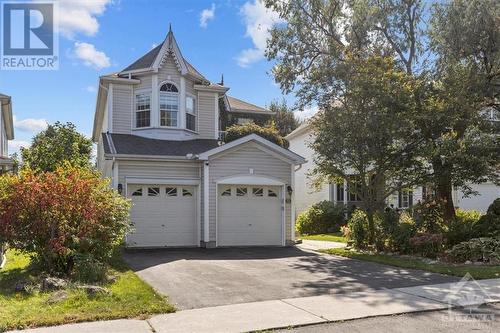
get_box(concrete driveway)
[123,247,458,310]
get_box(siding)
[134,74,152,91]
[112,84,132,134]
[118,160,201,185]
[208,142,293,242]
[198,92,216,139]
[288,130,330,215]
[158,56,181,86]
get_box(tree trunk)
[432,159,456,224]
[436,177,456,224]
[366,209,375,245]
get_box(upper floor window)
[135,93,151,128]
[160,83,179,127]
[186,96,196,131]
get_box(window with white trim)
[267,189,278,197]
[221,188,231,196]
[252,188,264,197]
[186,96,196,131]
[182,188,193,197]
[148,187,160,197]
[166,187,177,197]
[135,93,151,128]
[236,187,247,197]
[132,188,143,196]
[160,83,179,127]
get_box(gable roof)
[225,96,273,115]
[0,93,14,140]
[198,134,306,165]
[102,133,220,158]
[285,122,311,141]
[120,29,208,84]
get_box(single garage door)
[218,185,283,246]
[127,184,197,247]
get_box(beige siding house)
[0,93,14,173]
[92,29,305,248]
[287,123,499,215]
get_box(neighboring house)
[0,93,14,173]
[92,28,305,248]
[287,122,499,215]
[220,95,275,130]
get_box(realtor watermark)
[442,273,495,326]
[1,1,59,70]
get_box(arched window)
[159,82,179,127]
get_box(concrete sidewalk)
[296,239,346,251]
[9,278,500,333]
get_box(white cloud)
[200,3,216,28]
[13,116,48,134]
[73,42,111,69]
[295,105,319,121]
[86,85,97,93]
[57,0,113,39]
[237,0,283,67]
[151,43,158,49]
[8,140,30,153]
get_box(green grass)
[299,232,347,243]
[320,248,500,280]
[0,250,175,331]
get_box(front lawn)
[300,232,347,243]
[0,250,175,331]
[320,248,500,280]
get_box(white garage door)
[127,184,197,247]
[218,185,283,246]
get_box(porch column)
[343,179,348,205]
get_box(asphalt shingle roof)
[102,133,219,157]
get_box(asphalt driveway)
[123,246,458,310]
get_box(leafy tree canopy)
[225,122,289,148]
[267,99,301,137]
[21,122,93,173]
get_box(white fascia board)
[198,134,306,165]
[119,68,155,76]
[125,177,200,185]
[101,76,141,84]
[229,109,276,115]
[92,78,109,142]
[107,153,199,161]
[194,84,229,93]
[285,122,311,141]
[217,175,285,186]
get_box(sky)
[0,0,317,156]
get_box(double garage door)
[126,183,283,247]
[127,184,197,247]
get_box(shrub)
[389,212,417,253]
[445,209,482,246]
[296,201,345,235]
[347,210,369,249]
[413,199,446,233]
[474,198,500,237]
[445,237,500,264]
[0,164,130,277]
[225,123,289,148]
[409,233,444,258]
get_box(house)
[0,93,14,173]
[286,122,499,215]
[221,95,275,129]
[92,28,305,248]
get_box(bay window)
[135,93,151,128]
[186,96,196,131]
[160,83,179,127]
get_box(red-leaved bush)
[409,233,444,258]
[0,164,130,276]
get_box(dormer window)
[135,93,151,128]
[160,83,179,127]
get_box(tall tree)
[268,99,300,136]
[265,0,500,224]
[310,55,425,243]
[21,122,93,172]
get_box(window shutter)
[398,191,402,208]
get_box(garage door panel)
[127,185,197,248]
[218,185,283,246]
